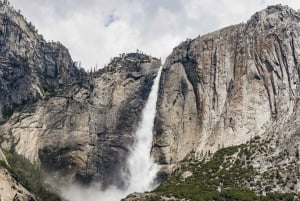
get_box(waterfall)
[62,66,163,201]
[125,66,162,193]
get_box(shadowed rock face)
[0,2,161,189]
[0,2,84,123]
[153,5,300,166]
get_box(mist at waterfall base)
[62,67,163,201]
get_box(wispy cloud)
[104,13,120,27]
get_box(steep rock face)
[0,167,37,201]
[153,5,300,166]
[248,101,300,193]
[0,53,161,188]
[0,1,161,189]
[0,148,37,201]
[0,2,84,123]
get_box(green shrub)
[5,151,61,201]
[2,105,13,118]
[155,145,299,201]
[42,83,55,96]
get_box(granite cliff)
[0,1,84,124]
[123,4,300,200]
[0,1,300,201]
[153,4,300,168]
[0,0,161,195]
[1,53,160,188]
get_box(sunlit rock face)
[0,167,37,201]
[153,5,300,166]
[1,1,300,199]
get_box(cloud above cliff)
[8,0,300,70]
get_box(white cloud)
[8,0,300,70]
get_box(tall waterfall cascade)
[125,66,162,193]
[62,66,163,201]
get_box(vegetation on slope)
[140,138,300,201]
[1,151,61,201]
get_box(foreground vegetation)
[2,151,61,201]
[1,138,299,201]
[145,144,300,201]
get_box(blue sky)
[8,0,300,70]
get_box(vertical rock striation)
[1,1,300,198]
[0,2,84,123]
[153,5,300,167]
[0,53,161,188]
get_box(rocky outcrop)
[153,5,300,169]
[248,101,300,194]
[0,147,8,166]
[0,53,161,188]
[0,1,161,189]
[0,1,84,123]
[0,148,37,201]
[121,193,163,201]
[0,166,37,201]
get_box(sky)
[8,0,300,70]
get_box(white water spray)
[125,66,162,193]
[62,66,163,201]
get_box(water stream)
[62,66,163,201]
[125,66,162,193]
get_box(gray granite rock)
[0,167,37,201]
[153,4,300,172]
[0,2,161,190]
[0,53,161,188]
[0,2,84,123]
